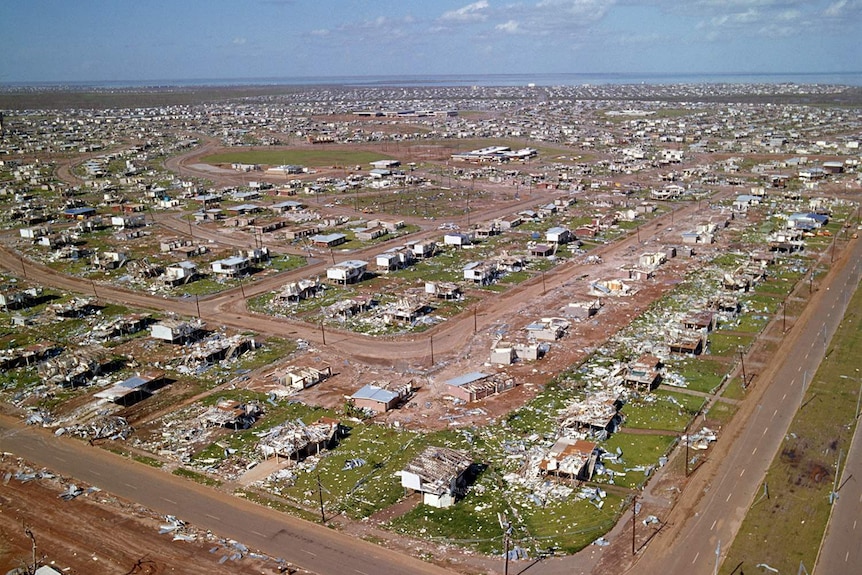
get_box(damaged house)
[525,317,569,342]
[425,281,461,300]
[94,371,168,406]
[540,438,599,482]
[150,318,204,343]
[463,261,498,285]
[37,344,114,387]
[444,372,516,403]
[177,334,258,367]
[560,393,623,434]
[276,278,323,303]
[274,364,332,392]
[401,446,474,508]
[376,247,415,273]
[489,342,542,365]
[623,355,663,392]
[350,381,414,414]
[200,399,263,429]
[326,260,367,285]
[256,417,341,461]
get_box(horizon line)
[3,70,862,89]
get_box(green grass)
[623,390,706,433]
[201,149,394,167]
[173,466,222,487]
[706,401,738,426]
[665,357,728,394]
[708,332,756,356]
[132,454,164,468]
[598,433,678,490]
[720,272,862,574]
[235,488,320,522]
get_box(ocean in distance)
[7,71,862,90]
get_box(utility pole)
[316,472,326,523]
[320,320,326,346]
[541,270,547,295]
[503,526,510,575]
[195,294,201,319]
[685,431,690,477]
[239,276,246,299]
[473,307,477,334]
[739,349,747,388]
[631,493,637,555]
[430,335,435,365]
[829,449,843,504]
[20,256,26,279]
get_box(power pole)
[316,472,326,523]
[430,335,435,365]
[631,493,637,555]
[320,321,326,346]
[195,294,201,319]
[739,349,747,388]
[503,527,510,575]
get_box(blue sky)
[1,0,860,83]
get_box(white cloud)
[496,20,521,33]
[823,0,862,17]
[232,37,247,45]
[441,1,490,22]
[310,29,330,37]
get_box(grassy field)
[201,149,393,167]
[720,274,862,574]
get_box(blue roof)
[351,384,399,403]
[63,207,95,215]
[445,372,490,387]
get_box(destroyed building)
[539,438,599,482]
[443,372,516,403]
[273,364,332,392]
[560,392,624,435]
[401,446,474,509]
[256,417,340,460]
[94,371,168,406]
[177,334,258,367]
[150,318,204,343]
[200,399,263,429]
[349,381,414,414]
[37,344,115,387]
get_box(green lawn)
[623,391,706,433]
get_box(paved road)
[626,234,862,575]
[814,252,862,574]
[0,415,456,575]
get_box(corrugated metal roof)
[445,372,490,387]
[351,384,398,403]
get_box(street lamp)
[839,370,862,419]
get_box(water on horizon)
[4,71,862,90]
